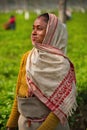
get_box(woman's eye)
[32,26,45,31]
[38,27,43,30]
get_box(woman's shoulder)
[21,51,30,65]
[22,51,30,59]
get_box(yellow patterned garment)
[6,51,59,129]
[6,51,30,127]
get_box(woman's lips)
[32,37,37,41]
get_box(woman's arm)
[6,52,30,128]
[37,112,59,130]
[6,66,22,128]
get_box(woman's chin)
[32,41,36,45]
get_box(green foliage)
[67,12,87,91]
[67,12,87,129]
[0,11,87,130]
[0,11,35,129]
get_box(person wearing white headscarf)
[6,13,77,130]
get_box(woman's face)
[31,17,47,45]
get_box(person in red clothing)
[3,15,16,30]
[9,15,16,30]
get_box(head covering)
[26,13,77,124]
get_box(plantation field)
[0,11,87,129]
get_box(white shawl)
[26,13,77,124]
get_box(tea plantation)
[0,11,87,130]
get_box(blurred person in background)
[3,15,16,30]
[6,13,77,130]
[9,15,16,30]
[66,8,72,20]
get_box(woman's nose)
[32,28,37,35]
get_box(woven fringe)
[54,100,78,125]
[67,101,78,117]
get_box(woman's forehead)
[33,17,47,26]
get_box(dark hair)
[10,15,15,18]
[38,13,49,23]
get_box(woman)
[6,13,77,130]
